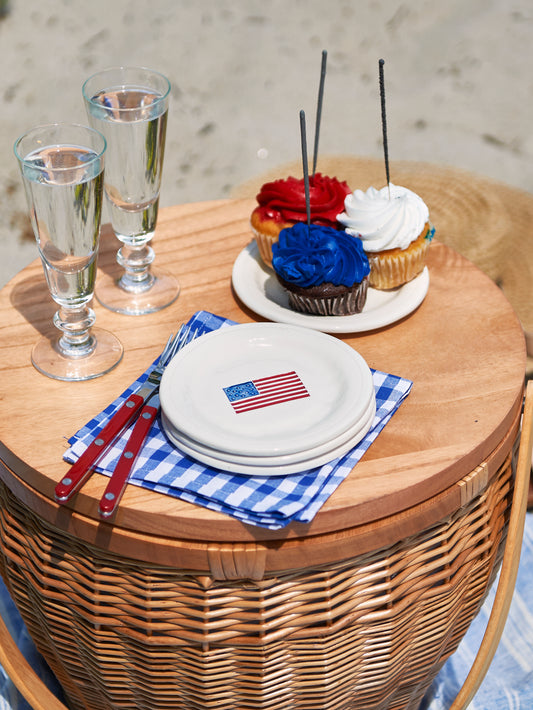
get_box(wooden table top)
[0,198,526,553]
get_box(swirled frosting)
[337,183,429,252]
[272,222,370,288]
[255,173,351,227]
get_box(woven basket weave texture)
[0,453,512,710]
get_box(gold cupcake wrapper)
[368,235,431,290]
[251,226,278,268]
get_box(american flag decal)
[223,371,309,414]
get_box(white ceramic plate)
[162,402,376,476]
[161,394,376,468]
[159,322,374,458]
[231,241,429,334]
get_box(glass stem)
[53,305,96,359]
[117,243,155,293]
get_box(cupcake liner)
[287,278,369,316]
[251,224,278,268]
[369,229,432,290]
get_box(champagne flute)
[82,66,179,315]
[14,123,123,381]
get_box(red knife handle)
[55,393,146,503]
[98,403,158,519]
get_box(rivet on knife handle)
[55,393,145,503]
[98,403,159,518]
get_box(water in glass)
[21,144,103,308]
[86,88,167,246]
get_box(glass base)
[95,266,180,315]
[31,328,123,382]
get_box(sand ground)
[1,0,532,286]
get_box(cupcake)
[337,183,435,290]
[251,173,351,268]
[272,222,370,316]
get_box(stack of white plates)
[159,323,376,476]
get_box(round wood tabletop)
[0,198,526,570]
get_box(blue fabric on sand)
[63,310,413,530]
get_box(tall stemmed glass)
[82,66,179,315]
[14,123,123,381]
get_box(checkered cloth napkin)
[64,311,413,529]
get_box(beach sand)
[1,0,532,286]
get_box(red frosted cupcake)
[251,173,351,268]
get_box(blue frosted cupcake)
[272,222,370,316]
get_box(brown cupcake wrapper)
[285,278,369,316]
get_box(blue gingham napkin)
[64,311,412,529]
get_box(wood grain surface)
[0,198,526,563]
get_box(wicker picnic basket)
[0,168,531,709]
[0,382,531,710]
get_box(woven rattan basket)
[0,449,519,710]
[0,169,531,706]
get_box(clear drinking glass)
[14,123,123,381]
[82,66,179,315]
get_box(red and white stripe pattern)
[225,371,309,414]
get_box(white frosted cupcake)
[337,183,435,290]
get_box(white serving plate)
[231,241,429,334]
[159,322,374,458]
[162,399,376,476]
[161,393,376,469]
